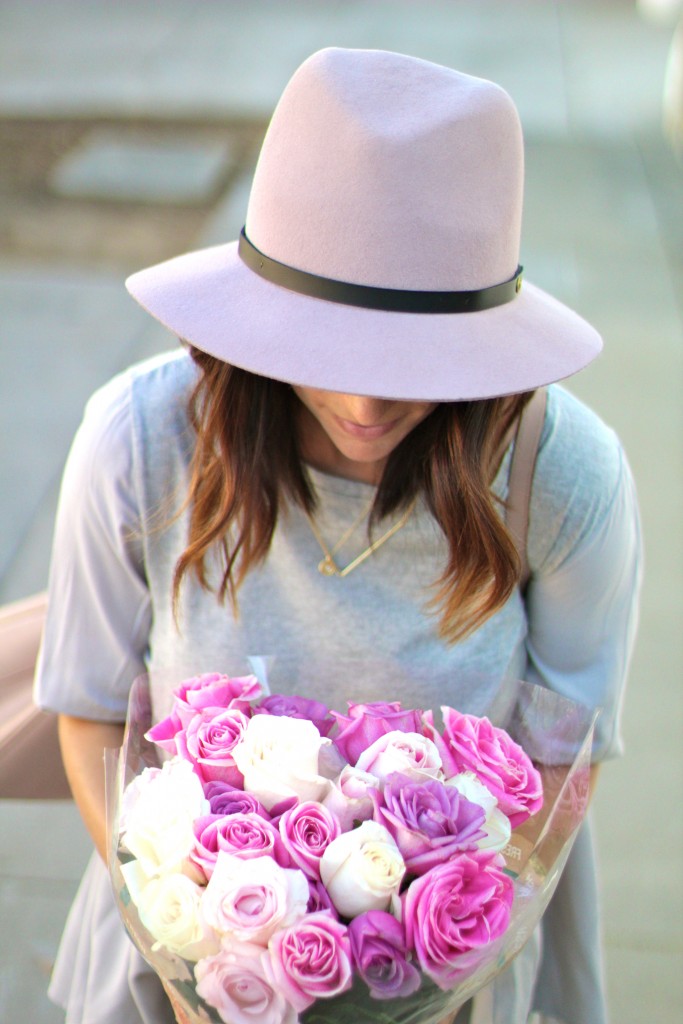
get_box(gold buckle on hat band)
[238,229,523,314]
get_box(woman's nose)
[343,396,393,424]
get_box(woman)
[35,48,641,1024]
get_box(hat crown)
[246,48,524,292]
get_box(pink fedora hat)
[126,47,601,401]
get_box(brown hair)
[173,347,532,643]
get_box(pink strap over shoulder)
[0,592,71,799]
[506,388,547,591]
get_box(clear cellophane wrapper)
[105,672,598,1024]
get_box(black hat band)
[238,229,522,314]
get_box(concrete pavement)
[0,2,681,1021]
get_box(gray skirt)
[49,853,174,1024]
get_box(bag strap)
[505,388,547,591]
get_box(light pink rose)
[195,941,297,1024]
[331,701,424,766]
[200,853,309,946]
[322,764,377,831]
[355,730,442,784]
[427,708,543,828]
[276,801,341,879]
[402,850,513,989]
[265,911,353,1011]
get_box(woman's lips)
[335,416,399,440]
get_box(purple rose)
[332,701,424,766]
[277,801,341,880]
[402,851,513,989]
[372,773,486,874]
[179,707,250,786]
[203,781,270,819]
[348,910,421,999]
[254,694,335,737]
[428,708,543,828]
[265,911,353,1011]
[191,813,289,879]
[307,879,338,917]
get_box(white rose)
[446,771,512,852]
[354,730,442,784]
[322,764,377,831]
[231,715,331,811]
[320,820,405,918]
[120,757,209,877]
[133,871,220,961]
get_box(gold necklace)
[307,498,417,578]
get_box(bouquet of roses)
[106,669,597,1024]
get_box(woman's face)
[293,385,437,484]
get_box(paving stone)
[0,263,172,599]
[50,129,234,204]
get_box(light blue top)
[35,349,642,1024]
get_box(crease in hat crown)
[244,47,525,294]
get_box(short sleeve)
[524,389,643,761]
[34,371,152,721]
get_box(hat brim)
[126,240,601,402]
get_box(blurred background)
[0,1,681,1021]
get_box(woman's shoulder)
[530,384,633,572]
[86,347,195,419]
[63,348,197,505]
[77,348,197,450]
[541,384,624,481]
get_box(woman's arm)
[58,714,125,863]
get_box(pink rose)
[265,912,353,1011]
[254,694,335,737]
[191,813,290,880]
[331,701,423,766]
[179,707,250,787]
[348,910,421,1000]
[428,708,543,828]
[147,673,261,749]
[174,673,261,725]
[355,730,442,784]
[195,941,297,1024]
[276,801,341,880]
[372,773,486,874]
[402,850,513,989]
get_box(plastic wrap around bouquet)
[106,667,597,1024]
